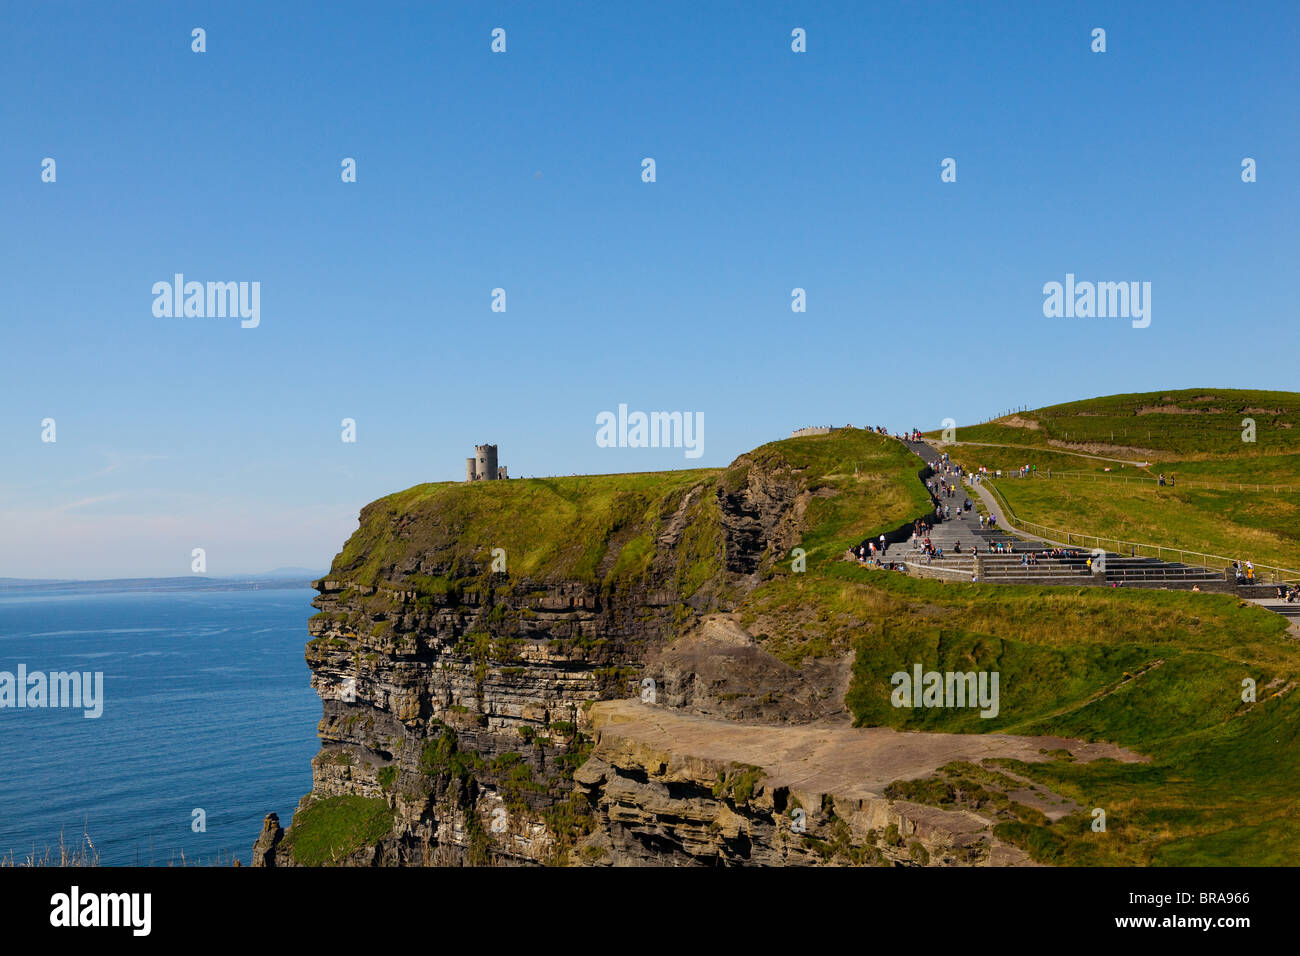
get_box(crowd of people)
[1025,547,1085,559]
[846,538,907,572]
[841,433,1294,602]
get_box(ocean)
[0,587,320,866]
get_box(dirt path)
[935,440,1153,467]
[590,699,1146,801]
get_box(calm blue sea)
[0,587,320,866]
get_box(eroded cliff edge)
[256,430,1113,866]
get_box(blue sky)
[1,1,1296,578]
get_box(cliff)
[257,423,1293,866]
[258,429,974,865]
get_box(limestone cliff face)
[571,728,1025,867]
[263,448,822,866]
[260,432,1019,867]
[566,701,1064,867]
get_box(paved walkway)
[903,441,1022,554]
[901,440,1296,608]
[908,440,1106,554]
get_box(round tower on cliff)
[466,458,477,482]
[475,444,498,481]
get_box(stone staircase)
[896,441,1231,592]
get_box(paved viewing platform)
[885,440,1279,597]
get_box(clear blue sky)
[1,1,1296,578]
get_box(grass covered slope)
[729,428,932,564]
[332,467,721,591]
[739,563,1300,864]
[938,388,1300,459]
[928,389,1300,570]
[325,427,929,606]
[316,416,1300,865]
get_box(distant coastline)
[0,572,325,596]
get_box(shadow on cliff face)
[263,429,935,866]
[644,613,854,724]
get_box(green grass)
[932,388,1300,458]
[333,468,720,591]
[985,475,1300,571]
[328,428,929,603]
[282,796,394,865]
[927,389,1300,572]
[313,400,1300,865]
[760,563,1300,865]
[735,429,932,565]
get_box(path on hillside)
[933,440,1153,467]
[903,439,1300,613]
[590,699,1145,802]
[912,439,1157,553]
[905,440,1040,553]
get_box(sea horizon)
[0,587,319,866]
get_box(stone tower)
[465,443,507,481]
[476,444,498,480]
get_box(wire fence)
[978,479,1300,584]
[1033,470,1300,494]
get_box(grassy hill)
[327,427,930,606]
[741,567,1300,865]
[926,389,1300,571]
[720,415,1300,864]
[323,419,1300,865]
[938,388,1300,459]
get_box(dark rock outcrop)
[250,813,283,867]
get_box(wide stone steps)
[900,440,1239,591]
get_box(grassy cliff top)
[923,389,1300,569]
[928,388,1300,461]
[332,467,717,590]
[327,428,929,594]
